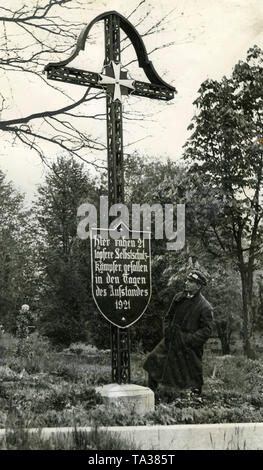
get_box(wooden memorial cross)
[45,11,175,384]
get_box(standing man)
[143,270,213,395]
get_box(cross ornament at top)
[99,61,134,102]
[45,10,176,206]
[45,11,175,102]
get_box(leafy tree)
[124,153,190,351]
[0,169,37,330]
[124,153,245,354]
[204,266,242,354]
[184,45,263,358]
[36,156,100,254]
[35,156,103,346]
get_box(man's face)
[184,278,201,297]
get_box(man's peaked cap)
[187,270,208,286]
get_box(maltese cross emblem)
[99,61,135,102]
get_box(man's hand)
[171,323,181,336]
[164,322,187,349]
[182,331,193,346]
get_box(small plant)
[0,333,18,359]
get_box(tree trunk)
[215,321,231,355]
[220,336,231,355]
[240,267,257,359]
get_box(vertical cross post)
[104,14,130,384]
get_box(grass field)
[1,332,263,449]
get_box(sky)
[1,0,263,202]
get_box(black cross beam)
[45,65,174,102]
[45,11,175,384]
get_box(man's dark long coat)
[143,290,213,390]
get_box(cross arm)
[132,80,174,101]
[45,64,101,90]
[45,64,175,101]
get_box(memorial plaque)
[91,225,151,328]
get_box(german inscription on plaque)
[91,226,151,328]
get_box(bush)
[16,333,52,374]
[0,333,18,358]
[213,356,263,394]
